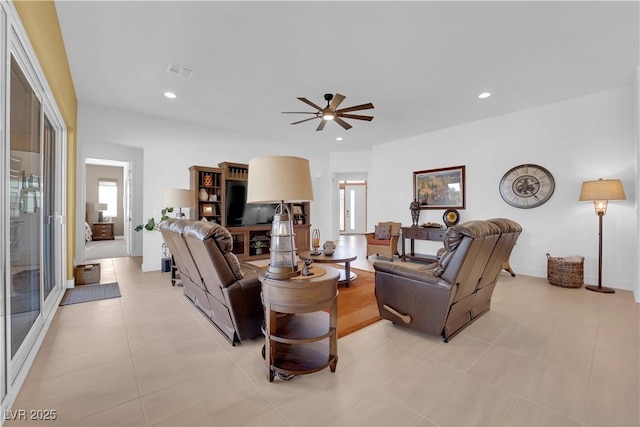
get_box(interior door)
[343,183,367,234]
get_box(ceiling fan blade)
[297,97,323,111]
[334,117,352,130]
[329,93,345,110]
[282,111,318,114]
[338,113,374,121]
[336,103,374,113]
[291,116,320,125]
[315,120,327,131]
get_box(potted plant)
[135,207,174,231]
[251,240,268,255]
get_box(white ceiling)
[54,1,639,152]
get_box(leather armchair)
[159,219,264,345]
[365,221,401,261]
[373,218,521,341]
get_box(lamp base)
[585,284,615,294]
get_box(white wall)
[76,87,638,300]
[77,103,332,272]
[366,86,637,295]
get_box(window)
[98,180,118,217]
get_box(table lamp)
[579,178,626,293]
[247,156,314,279]
[96,203,108,222]
[163,188,195,218]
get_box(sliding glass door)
[9,55,42,358]
[1,2,66,410]
[42,116,56,301]
[6,51,64,380]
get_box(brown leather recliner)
[159,219,264,345]
[373,218,521,341]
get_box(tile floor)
[6,235,639,426]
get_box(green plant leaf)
[135,207,177,232]
[144,218,156,231]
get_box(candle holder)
[311,229,321,255]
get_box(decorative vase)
[209,193,217,202]
[323,240,336,256]
[199,188,209,201]
[202,174,213,186]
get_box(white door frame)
[83,158,132,260]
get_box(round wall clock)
[499,164,555,209]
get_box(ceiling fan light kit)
[283,93,374,131]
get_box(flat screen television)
[224,181,277,226]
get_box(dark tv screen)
[225,181,276,226]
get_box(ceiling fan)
[282,93,374,131]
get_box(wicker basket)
[75,263,101,285]
[546,253,584,288]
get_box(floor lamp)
[579,178,626,293]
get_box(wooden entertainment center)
[189,162,311,261]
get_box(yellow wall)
[12,0,77,280]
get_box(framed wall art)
[414,165,466,209]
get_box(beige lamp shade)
[96,203,108,211]
[246,156,314,203]
[163,188,195,208]
[579,179,626,201]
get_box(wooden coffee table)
[298,249,358,287]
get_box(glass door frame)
[1,0,67,406]
[339,180,367,234]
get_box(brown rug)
[334,266,381,338]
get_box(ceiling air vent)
[167,63,193,79]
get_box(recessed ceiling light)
[164,92,177,99]
[336,137,343,141]
[478,92,491,99]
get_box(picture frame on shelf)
[414,165,466,209]
[200,204,214,216]
[292,205,303,215]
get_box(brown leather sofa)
[158,219,264,345]
[373,218,521,341]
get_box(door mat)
[60,283,121,306]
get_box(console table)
[401,226,517,275]
[400,226,445,263]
